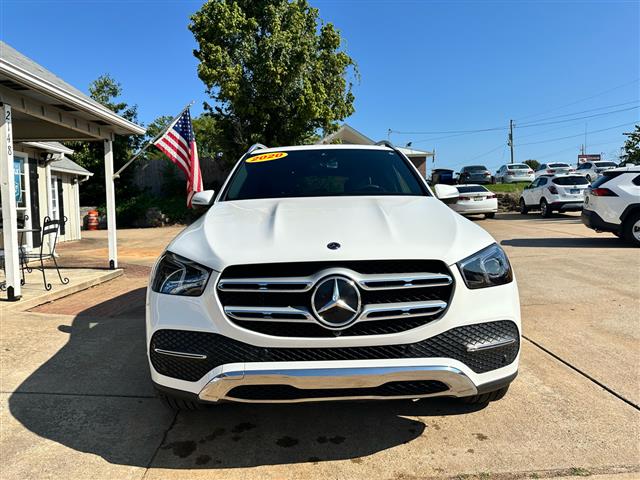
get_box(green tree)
[189,0,357,164]
[523,159,540,170]
[621,125,640,165]
[68,74,143,205]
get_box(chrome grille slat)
[218,270,452,293]
[224,306,315,322]
[360,300,447,321]
[218,277,314,292]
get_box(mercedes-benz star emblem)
[311,276,361,329]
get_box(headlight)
[151,252,211,296]
[457,244,513,289]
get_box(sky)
[1,0,639,172]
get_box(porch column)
[0,103,21,300]
[104,139,117,269]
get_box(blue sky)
[1,0,638,171]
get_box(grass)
[485,182,530,194]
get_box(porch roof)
[0,41,145,140]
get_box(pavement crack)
[142,410,179,479]
[522,335,640,411]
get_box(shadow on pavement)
[495,212,582,222]
[501,236,627,248]
[8,286,487,469]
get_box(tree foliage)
[621,125,640,164]
[68,74,143,205]
[189,0,357,163]
[523,159,540,170]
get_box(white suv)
[581,166,640,246]
[146,144,521,410]
[575,161,618,183]
[519,174,589,217]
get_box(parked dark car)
[430,168,457,185]
[458,165,494,184]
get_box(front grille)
[150,320,519,382]
[226,380,449,401]
[216,260,454,337]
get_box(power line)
[516,106,639,128]
[516,121,637,146]
[515,78,640,121]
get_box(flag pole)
[113,100,195,180]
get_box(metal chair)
[21,216,69,291]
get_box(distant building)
[318,124,434,178]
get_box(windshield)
[595,162,617,167]
[552,176,588,185]
[507,164,529,170]
[457,186,488,193]
[549,163,569,168]
[222,148,428,201]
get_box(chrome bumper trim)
[466,337,516,352]
[153,348,207,360]
[198,364,478,403]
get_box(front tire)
[622,211,640,246]
[519,198,528,214]
[461,385,509,405]
[540,199,552,218]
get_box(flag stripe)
[156,137,190,171]
[153,108,203,208]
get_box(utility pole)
[508,119,515,164]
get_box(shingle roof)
[0,41,145,135]
[50,156,92,176]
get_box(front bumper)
[199,364,477,403]
[147,261,521,403]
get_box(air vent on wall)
[51,103,77,112]
[0,79,29,91]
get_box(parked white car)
[582,166,640,246]
[451,184,498,218]
[519,174,589,217]
[495,163,535,183]
[533,162,574,178]
[146,144,521,410]
[575,161,618,183]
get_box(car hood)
[168,196,496,271]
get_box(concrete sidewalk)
[0,218,638,480]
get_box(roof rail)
[375,140,395,148]
[247,143,268,154]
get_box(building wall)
[6,145,84,247]
[408,156,427,178]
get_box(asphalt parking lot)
[1,214,639,480]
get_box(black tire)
[158,391,203,411]
[540,199,552,218]
[461,385,509,405]
[519,198,528,215]
[485,212,496,219]
[622,211,640,247]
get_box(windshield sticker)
[246,152,288,163]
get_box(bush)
[97,193,201,228]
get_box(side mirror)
[191,190,216,207]
[434,184,459,204]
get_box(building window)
[50,175,59,221]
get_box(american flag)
[154,108,203,207]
